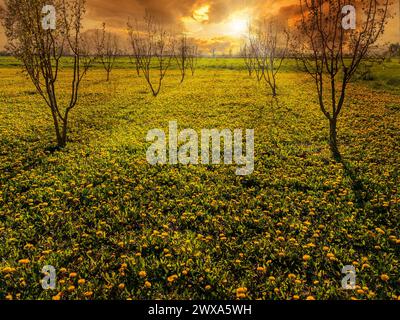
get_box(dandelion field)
[0,57,399,300]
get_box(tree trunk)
[272,76,277,97]
[58,117,68,148]
[51,109,64,148]
[329,117,341,160]
[272,86,277,97]
[268,81,277,97]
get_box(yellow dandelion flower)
[67,285,75,292]
[167,275,178,283]
[380,274,389,282]
[236,287,248,298]
[18,259,30,265]
[118,283,125,290]
[2,267,16,274]
[236,287,248,294]
[257,267,266,273]
[138,271,147,278]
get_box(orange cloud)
[0,0,399,53]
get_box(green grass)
[0,57,399,300]
[364,59,400,93]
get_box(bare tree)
[188,44,198,76]
[174,33,190,83]
[174,35,198,81]
[248,19,289,96]
[296,0,391,159]
[129,44,141,77]
[95,23,119,81]
[127,13,173,97]
[211,47,216,58]
[1,0,94,148]
[241,43,256,77]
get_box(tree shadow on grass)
[0,136,62,182]
[339,158,371,209]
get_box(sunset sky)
[0,0,399,54]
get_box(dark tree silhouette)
[1,0,93,148]
[296,0,391,159]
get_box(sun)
[225,10,251,36]
[229,18,248,34]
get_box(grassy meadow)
[0,57,399,300]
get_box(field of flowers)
[0,57,399,300]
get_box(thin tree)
[211,47,216,58]
[127,13,173,97]
[241,43,256,76]
[248,19,289,96]
[174,33,190,83]
[95,23,119,81]
[129,42,141,77]
[1,0,94,148]
[297,0,391,159]
[188,44,199,76]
